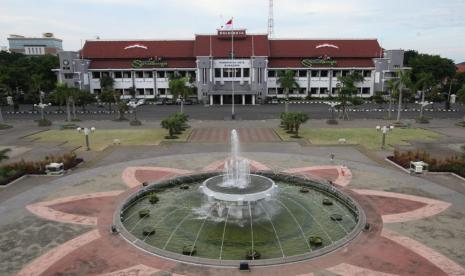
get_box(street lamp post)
[127,101,142,122]
[415,100,433,119]
[77,127,96,151]
[34,102,52,121]
[376,125,394,149]
[323,101,340,121]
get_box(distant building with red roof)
[55,28,404,105]
[457,63,465,73]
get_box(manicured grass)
[29,128,191,151]
[0,124,12,130]
[276,127,441,150]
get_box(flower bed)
[388,150,465,177]
[0,152,82,186]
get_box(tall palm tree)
[386,79,398,120]
[394,69,412,123]
[415,72,433,119]
[55,83,73,122]
[277,70,300,112]
[336,72,363,120]
[169,76,191,114]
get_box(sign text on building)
[301,59,337,68]
[214,59,250,68]
[132,57,168,68]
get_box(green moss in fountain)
[322,198,333,205]
[309,236,323,247]
[149,194,159,204]
[330,214,343,221]
[245,249,261,260]
[182,245,197,256]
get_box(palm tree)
[277,70,300,112]
[0,148,11,163]
[394,69,412,123]
[169,76,191,114]
[336,72,363,120]
[55,83,74,122]
[30,74,44,111]
[386,79,398,120]
[415,72,433,119]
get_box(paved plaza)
[0,118,465,276]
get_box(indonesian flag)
[225,18,233,29]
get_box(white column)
[210,95,213,106]
[220,95,223,106]
[242,94,245,105]
[252,95,255,105]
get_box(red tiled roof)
[194,34,269,57]
[268,58,375,68]
[270,39,382,58]
[457,64,465,73]
[82,40,195,59]
[89,59,196,69]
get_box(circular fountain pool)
[115,172,365,266]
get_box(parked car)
[165,99,175,105]
[128,99,136,105]
[137,99,146,105]
[155,98,166,105]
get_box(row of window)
[93,88,169,95]
[214,68,250,78]
[91,71,195,79]
[267,70,372,78]
[268,87,371,95]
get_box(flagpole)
[231,18,235,120]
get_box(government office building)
[55,29,404,105]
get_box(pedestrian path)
[188,127,281,143]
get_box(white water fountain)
[200,129,277,219]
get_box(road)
[2,102,464,121]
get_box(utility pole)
[268,0,275,37]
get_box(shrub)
[148,193,159,204]
[38,118,52,126]
[138,209,150,218]
[130,119,142,126]
[309,236,323,246]
[322,198,333,205]
[161,112,189,138]
[142,226,156,236]
[182,245,197,256]
[245,249,261,260]
[330,214,343,221]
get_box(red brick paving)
[188,128,281,143]
[365,195,427,216]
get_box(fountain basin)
[201,174,277,202]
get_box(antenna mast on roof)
[268,0,274,37]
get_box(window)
[333,70,341,77]
[144,71,153,78]
[123,71,131,78]
[146,88,154,95]
[136,71,144,79]
[310,88,319,95]
[277,88,284,94]
[342,70,349,77]
[93,89,101,94]
[243,68,250,78]
[114,72,122,79]
[299,88,306,94]
[101,71,110,77]
[64,73,74,79]
[267,70,275,77]
[157,71,166,78]
[202,68,208,84]
[320,88,328,94]
[158,88,166,95]
[215,68,221,78]
[354,70,363,76]
[320,70,328,77]
[362,87,371,94]
[137,88,144,95]
[311,70,320,77]
[115,89,123,95]
[92,72,101,79]
[179,71,186,77]
[331,88,338,95]
[298,70,307,78]
[268,88,276,95]
[363,70,371,78]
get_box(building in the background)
[53,51,91,90]
[0,46,8,52]
[456,63,465,73]
[8,33,63,56]
[55,28,404,104]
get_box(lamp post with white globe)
[77,127,96,151]
[34,102,52,121]
[416,100,433,119]
[376,125,394,149]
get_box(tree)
[336,72,363,120]
[414,72,434,119]
[393,69,412,123]
[161,117,181,138]
[116,101,128,121]
[169,76,191,114]
[386,79,398,120]
[75,90,96,111]
[277,70,300,112]
[99,90,116,111]
[0,148,11,163]
[54,83,75,121]
[457,84,465,104]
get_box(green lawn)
[29,128,191,151]
[276,127,441,150]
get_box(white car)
[137,99,146,105]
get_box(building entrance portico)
[210,94,255,105]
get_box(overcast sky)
[1,0,464,63]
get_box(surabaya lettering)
[132,58,168,68]
[301,59,337,67]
